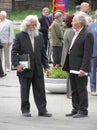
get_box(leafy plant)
[14,29,20,36]
[8,10,41,21]
[47,67,67,79]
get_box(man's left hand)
[45,68,52,76]
[78,70,86,77]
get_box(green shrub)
[8,10,41,21]
[47,67,67,79]
[14,29,20,36]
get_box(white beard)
[28,30,39,38]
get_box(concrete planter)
[45,78,67,93]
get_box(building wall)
[0,0,12,12]
[0,0,76,12]
[0,0,97,13]
[14,0,51,11]
[0,0,51,12]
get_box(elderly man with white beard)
[11,15,52,117]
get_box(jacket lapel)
[70,28,85,49]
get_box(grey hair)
[42,7,49,12]
[95,10,97,15]
[80,2,89,10]
[75,15,87,27]
[86,16,92,25]
[20,15,40,32]
[0,10,7,17]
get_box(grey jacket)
[0,19,14,44]
[61,28,75,66]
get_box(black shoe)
[39,112,52,117]
[0,73,7,78]
[73,113,88,118]
[22,112,32,117]
[65,112,77,117]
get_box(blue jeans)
[90,55,97,92]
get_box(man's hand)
[78,70,86,77]
[16,65,24,72]
[45,68,52,76]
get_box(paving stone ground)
[0,71,97,130]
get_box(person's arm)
[80,32,94,74]
[9,20,14,45]
[39,18,48,33]
[11,33,23,72]
[40,33,49,69]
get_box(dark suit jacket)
[39,15,50,41]
[63,28,94,73]
[11,32,49,77]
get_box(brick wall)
[14,0,51,11]
[0,0,80,12]
[0,0,12,12]
[0,0,97,13]
[0,0,51,12]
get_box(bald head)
[0,10,7,21]
[0,10,7,17]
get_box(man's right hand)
[16,65,24,72]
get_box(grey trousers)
[1,43,11,70]
[66,75,72,97]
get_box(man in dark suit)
[63,15,93,118]
[11,15,52,117]
[39,7,50,52]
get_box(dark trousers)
[0,58,4,76]
[0,48,4,76]
[19,73,47,114]
[53,46,62,66]
[70,73,88,114]
[44,38,48,51]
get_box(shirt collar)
[75,27,83,35]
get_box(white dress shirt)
[30,36,34,51]
[0,21,5,31]
[69,27,83,52]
